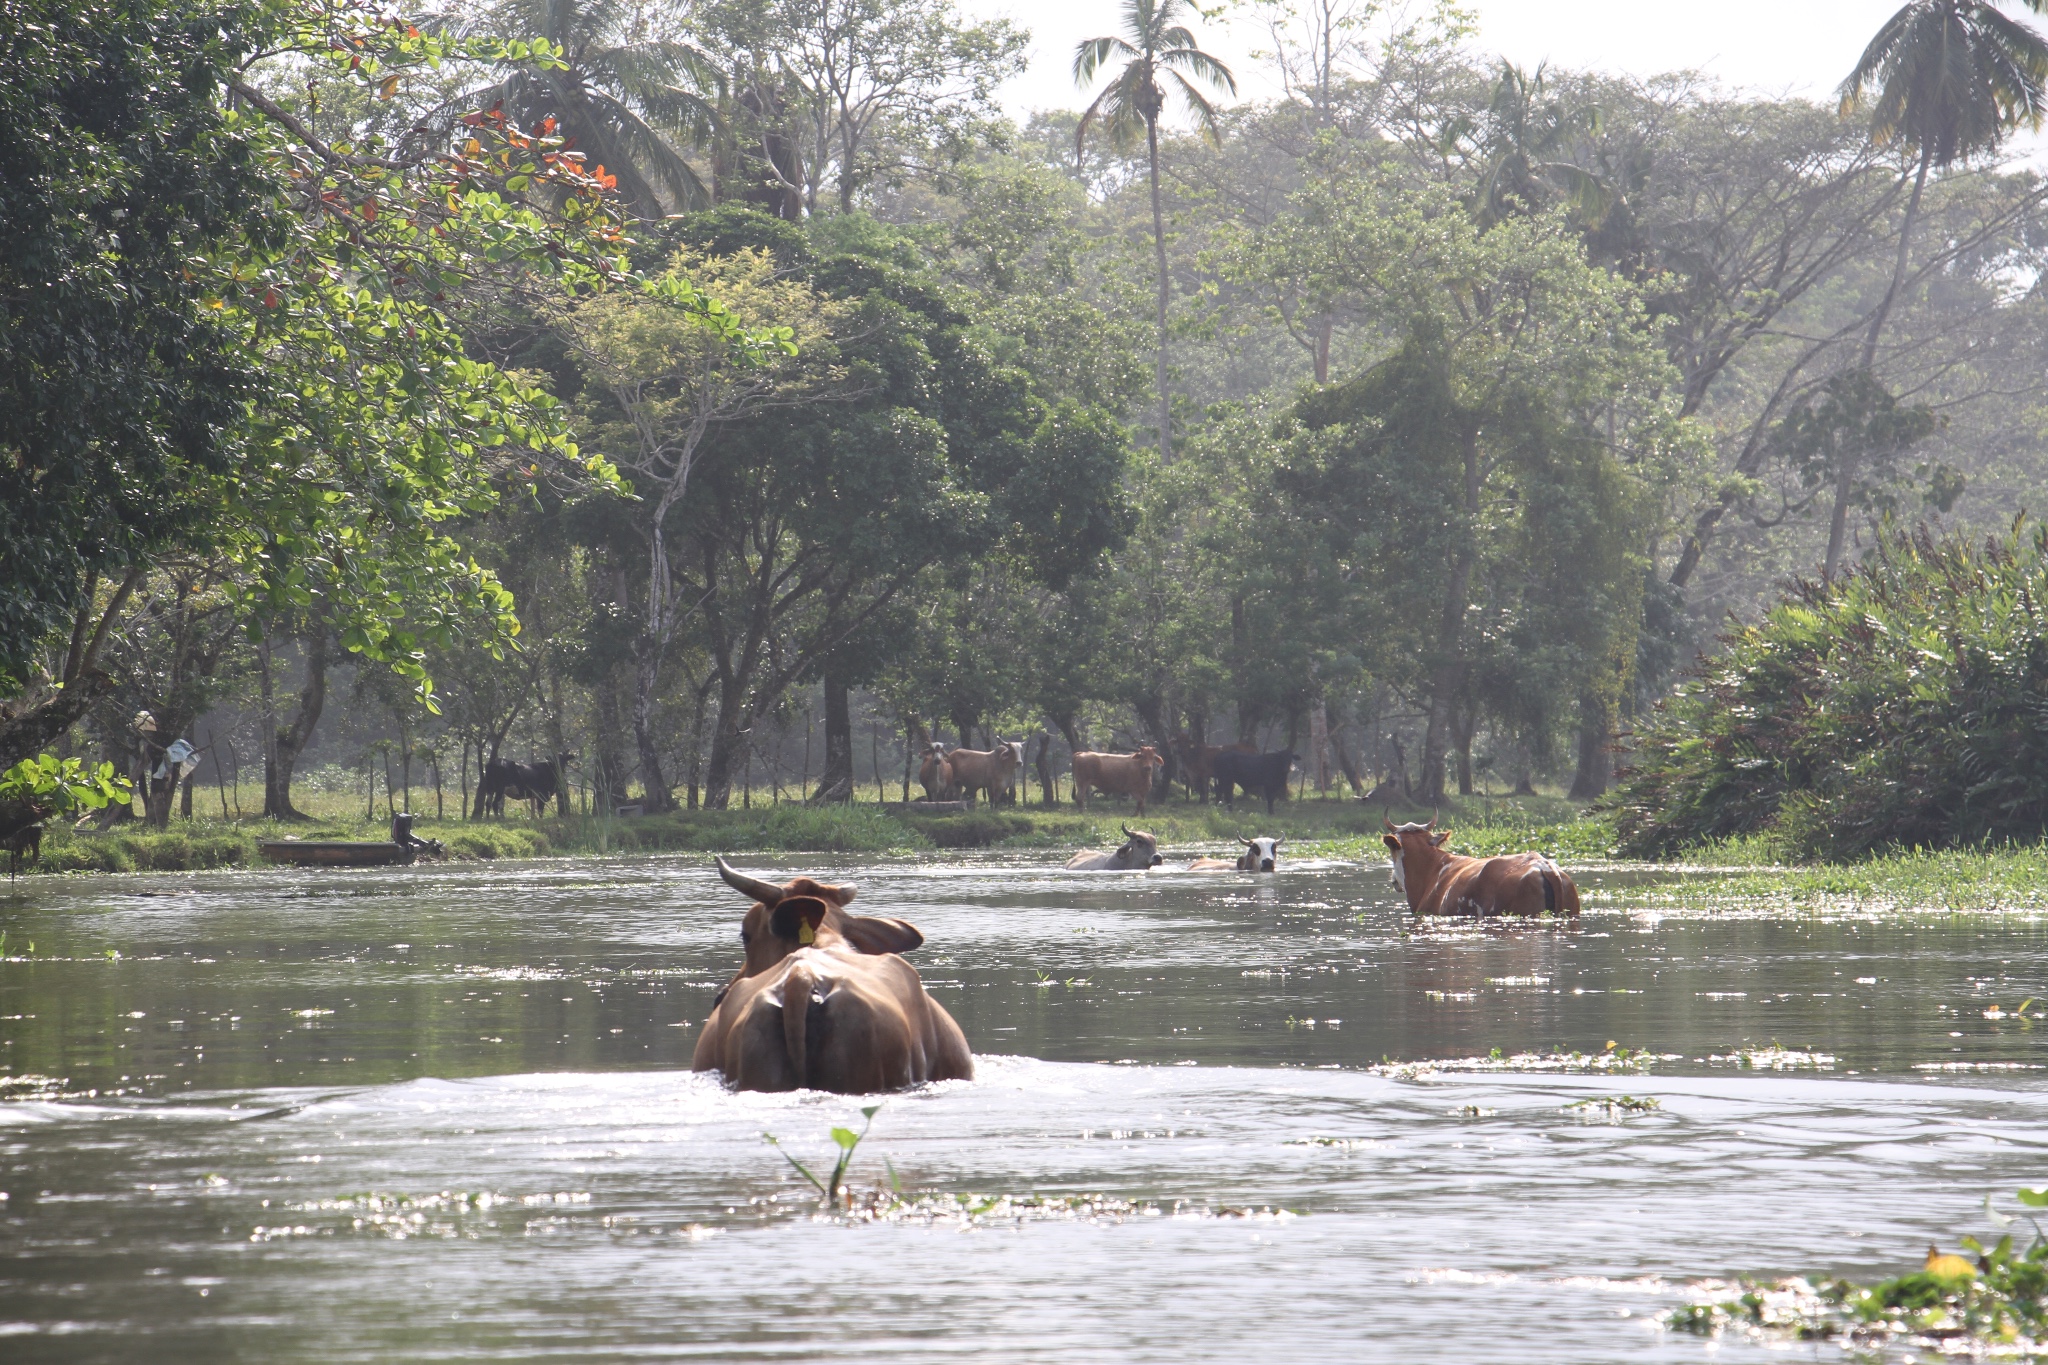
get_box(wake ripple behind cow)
[1381,816,1579,917]
[694,859,973,1092]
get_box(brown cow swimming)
[694,858,974,1092]
[1070,746,1165,813]
[1381,815,1579,917]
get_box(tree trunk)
[1147,112,1173,462]
[1568,690,1614,800]
[811,673,854,803]
[1420,424,1481,804]
[631,644,675,813]
[1309,701,1331,793]
[1313,314,1331,385]
[1034,733,1055,806]
[1329,728,1365,796]
[702,688,750,810]
[593,679,631,811]
[261,630,326,821]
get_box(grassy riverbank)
[16,792,1591,875]
[25,795,2048,912]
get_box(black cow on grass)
[1211,749,1299,814]
[476,753,576,818]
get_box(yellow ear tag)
[797,920,816,946]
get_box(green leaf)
[2016,1187,2048,1207]
[830,1127,859,1150]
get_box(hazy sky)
[975,1,1911,118]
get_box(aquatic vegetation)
[1563,1095,1661,1119]
[1671,1187,2048,1354]
[763,1105,881,1205]
[1706,1044,1837,1070]
[1371,1043,1676,1080]
[828,1190,1301,1228]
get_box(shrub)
[1612,522,2048,859]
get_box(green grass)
[30,789,2048,911]
[1622,841,2048,913]
[11,790,1590,874]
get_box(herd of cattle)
[918,739,1301,814]
[697,815,1581,1094]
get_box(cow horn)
[1427,808,1438,830]
[1122,823,1135,838]
[1382,808,1396,833]
[715,856,784,906]
[1239,834,1254,846]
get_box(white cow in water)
[1189,836,1281,872]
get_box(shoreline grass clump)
[1612,522,2048,862]
[1671,1187,2048,1354]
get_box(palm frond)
[1164,68,1224,145]
[1157,44,1236,96]
[1073,35,1139,87]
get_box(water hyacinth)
[1672,1187,2048,1352]
[1611,521,2048,860]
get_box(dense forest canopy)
[11,0,2048,827]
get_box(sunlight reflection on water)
[2,853,2047,1360]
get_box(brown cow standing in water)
[1381,816,1580,917]
[694,858,974,1092]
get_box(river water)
[2,853,2045,1362]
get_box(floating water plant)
[1563,1095,1661,1119]
[763,1105,882,1206]
[1671,1186,2048,1353]
[1371,1042,1676,1081]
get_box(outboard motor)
[391,812,445,860]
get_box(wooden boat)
[259,840,416,868]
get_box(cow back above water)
[1381,817,1579,917]
[1189,835,1281,872]
[693,858,973,1092]
[1065,824,1162,870]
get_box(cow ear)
[1382,834,1401,852]
[819,881,856,906]
[1430,830,1450,846]
[838,914,923,955]
[769,896,830,944]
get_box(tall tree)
[434,0,723,220]
[1832,0,2048,575]
[1074,0,1236,461]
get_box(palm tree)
[1074,0,1235,462]
[1831,0,2048,574]
[434,0,721,220]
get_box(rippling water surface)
[3,853,2046,1361]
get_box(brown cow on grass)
[694,858,973,1093]
[1169,736,1256,803]
[1070,746,1165,813]
[944,741,1022,807]
[1381,816,1579,917]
